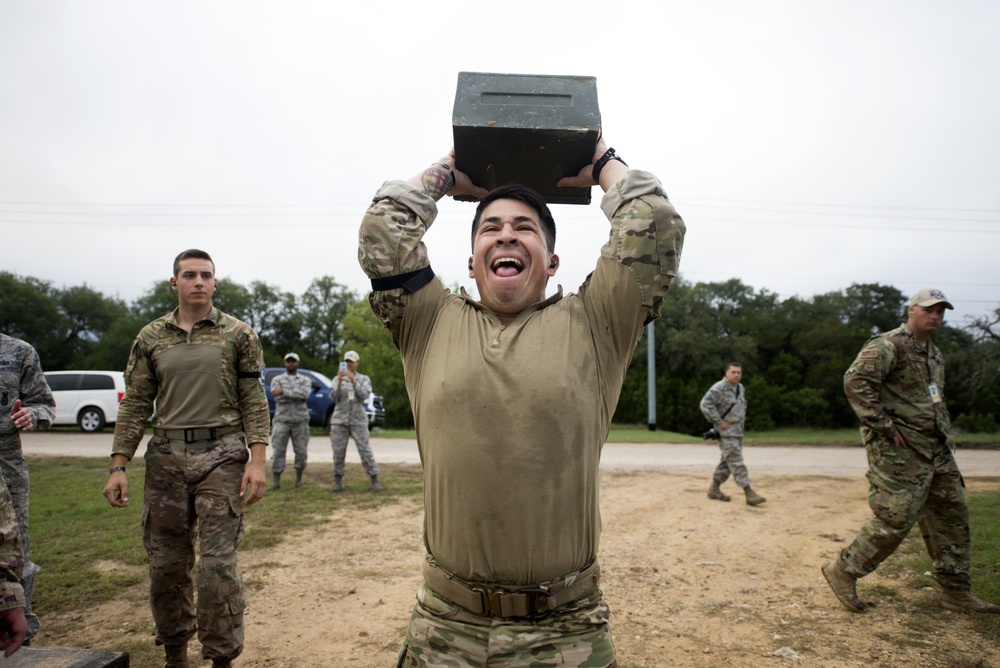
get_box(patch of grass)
[241,463,423,549]
[31,457,149,615]
[890,488,1000,643]
[28,456,422,617]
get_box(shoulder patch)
[859,349,879,359]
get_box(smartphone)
[339,361,348,372]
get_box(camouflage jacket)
[112,307,270,458]
[844,323,953,457]
[0,475,25,612]
[0,333,55,435]
[700,379,747,437]
[270,372,312,424]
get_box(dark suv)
[263,367,385,429]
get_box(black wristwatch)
[109,466,126,474]
[592,148,628,183]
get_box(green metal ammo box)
[452,72,601,205]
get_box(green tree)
[300,277,356,363]
[56,285,129,367]
[238,281,301,357]
[0,272,71,368]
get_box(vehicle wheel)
[78,407,106,433]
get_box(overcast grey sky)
[2,1,997,327]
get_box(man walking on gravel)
[823,288,1000,615]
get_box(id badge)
[928,382,942,404]
[348,391,355,401]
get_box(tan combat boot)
[822,560,866,612]
[939,589,1000,614]
[744,486,766,506]
[164,644,188,668]
[707,481,731,502]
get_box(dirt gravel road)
[23,432,1000,667]
[19,431,1000,477]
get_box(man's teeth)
[492,258,523,270]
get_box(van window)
[81,374,115,390]
[46,374,81,392]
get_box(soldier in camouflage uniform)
[700,362,766,506]
[328,350,380,492]
[0,333,55,642]
[0,473,28,658]
[268,352,312,490]
[358,136,685,666]
[823,288,1000,615]
[101,249,271,668]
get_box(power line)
[678,202,1000,224]
[677,196,1000,215]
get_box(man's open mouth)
[491,257,523,277]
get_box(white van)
[44,370,126,433]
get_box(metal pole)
[646,321,656,431]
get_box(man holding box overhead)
[358,131,686,666]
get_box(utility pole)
[647,321,656,431]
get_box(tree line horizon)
[3,271,997,434]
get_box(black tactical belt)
[153,425,239,443]
[422,559,600,619]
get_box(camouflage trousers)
[712,436,751,488]
[143,432,249,662]
[838,434,971,590]
[329,419,378,478]
[270,420,309,473]
[396,584,617,667]
[0,434,40,638]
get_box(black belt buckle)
[183,427,214,443]
[520,587,553,621]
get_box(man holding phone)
[328,350,380,492]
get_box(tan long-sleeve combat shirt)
[359,170,685,584]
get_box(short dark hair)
[173,249,215,277]
[471,184,556,252]
[726,362,742,372]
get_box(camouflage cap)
[284,352,300,361]
[910,288,954,310]
[344,350,360,362]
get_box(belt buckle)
[469,584,552,619]
[183,427,214,443]
[519,587,552,621]
[470,584,506,617]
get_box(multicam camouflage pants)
[838,434,971,590]
[270,420,309,473]
[396,585,618,667]
[143,432,249,662]
[711,436,751,488]
[0,434,40,638]
[329,417,378,478]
